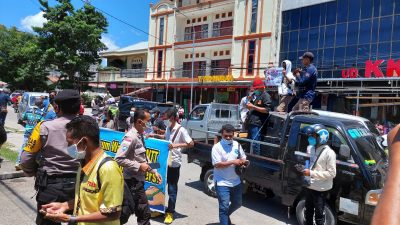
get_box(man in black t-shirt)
[246,79,272,155]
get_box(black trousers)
[305,189,327,225]
[125,179,151,225]
[36,177,75,225]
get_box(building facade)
[146,0,281,108]
[98,42,152,98]
[279,0,400,125]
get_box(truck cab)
[187,111,387,225]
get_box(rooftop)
[100,41,148,57]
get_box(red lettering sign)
[386,59,400,77]
[365,60,384,78]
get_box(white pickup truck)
[181,103,241,140]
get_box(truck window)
[190,106,206,121]
[215,109,231,118]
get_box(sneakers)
[164,212,174,224]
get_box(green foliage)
[81,92,93,107]
[0,25,48,91]
[35,0,108,87]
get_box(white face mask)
[67,138,87,160]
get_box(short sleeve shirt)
[75,152,123,225]
[247,92,272,127]
[165,124,193,167]
[212,141,246,187]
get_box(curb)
[0,171,26,180]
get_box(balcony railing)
[121,69,146,78]
[181,26,233,42]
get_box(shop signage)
[198,74,234,83]
[227,87,235,92]
[342,59,400,78]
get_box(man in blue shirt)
[0,89,11,126]
[292,52,318,111]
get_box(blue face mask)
[220,138,233,146]
[308,136,317,146]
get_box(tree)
[0,25,48,91]
[34,0,108,88]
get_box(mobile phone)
[148,163,160,169]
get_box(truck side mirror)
[339,144,351,160]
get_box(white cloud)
[20,11,47,32]
[101,35,119,51]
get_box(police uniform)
[115,127,152,225]
[20,89,81,225]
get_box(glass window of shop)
[280,0,398,79]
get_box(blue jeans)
[248,124,261,155]
[16,135,29,164]
[216,184,242,225]
[166,166,180,213]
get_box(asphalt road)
[0,107,298,225]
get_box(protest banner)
[264,67,283,86]
[99,128,170,213]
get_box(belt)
[48,173,76,179]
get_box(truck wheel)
[295,199,336,225]
[203,169,217,198]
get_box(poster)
[99,128,170,213]
[264,67,284,86]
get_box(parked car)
[187,111,387,225]
[181,103,241,140]
[17,92,49,123]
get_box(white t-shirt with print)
[165,124,193,167]
[212,141,246,187]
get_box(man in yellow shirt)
[39,116,123,225]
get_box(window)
[222,13,226,18]
[211,59,230,75]
[192,18,196,23]
[216,14,220,19]
[219,51,224,56]
[298,30,309,50]
[378,42,391,58]
[358,44,370,64]
[396,0,400,14]
[300,7,310,29]
[203,16,207,21]
[247,40,256,75]
[215,109,230,118]
[250,0,258,33]
[337,0,349,23]
[334,47,345,67]
[324,25,335,48]
[347,22,359,46]
[228,12,233,17]
[201,53,205,57]
[381,0,394,16]
[197,18,201,22]
[336,23,347,47]
[187,19,190,24]
[214,51,218,56]
[189,106,206,120]
[379,16,393,42]
[361,0,373,19]
[371,18,379,43]
[157,50,163,78]
[184,27,192,41]
[359,19,372,44]
[373,0,380,17]
[345,45,357,66]
[348,0,361,21]
[394,15,400,41]
[326,1,337,25]
[196,53,200,58]
[159,17,164,45]
[225,50,230,55]
[309,5,320,28]
[392,41,400,58]
[185,54,188,59]
[323,47,334,67]
[290,9,300,30]
[319,3,327,26]
[289,30,299,51]
[281,32,289,52]
[213,20,233,37]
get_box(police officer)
[115,109,162,225]
[20,89,81,225]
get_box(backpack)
[97,157,135,224]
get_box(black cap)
[299,52,314,60]
[54,89,80,103]
[150,107,161,114]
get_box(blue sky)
[0,0,155,50]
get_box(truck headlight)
[365,189,382,206]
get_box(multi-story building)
[98,41,152,98]
[146,0,281,107]
[278,0,400,125]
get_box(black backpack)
[97,157,135,224]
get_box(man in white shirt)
[212,124,248,225]
[277,60,295,112]
[149,108,194,224]
[301,124,336,225]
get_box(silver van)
[17,92,49,123]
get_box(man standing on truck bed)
[246,79,272,155]
[301,124,336,225]
[212,124,248,225]
[292,52,318,111]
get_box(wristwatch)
[69,215,77,223]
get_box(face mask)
[130,111,135,117]
[67,138,87,160]
[308,136,317,146]
[221,138,233,145]
[254,90,262,96]
[145,121,152,129]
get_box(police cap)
[54,89,80,103]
